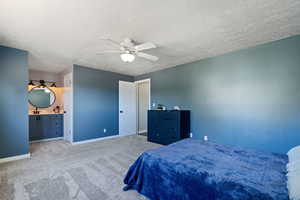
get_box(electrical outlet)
[190,132,193,138]
[103,129,107,133]
[204,136,208,141]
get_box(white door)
[64,73,73,142]
[119,81,137,136]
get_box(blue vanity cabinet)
[29,115,42,141]
[29,114,64,141]
[49,114,64,138]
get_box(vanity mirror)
[28,87,56,108]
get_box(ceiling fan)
[97,38,159,63]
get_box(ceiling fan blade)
[134,42,156,51]
[136,52,159,61]
[99,38,121,47]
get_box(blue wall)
[73,65,133,142]
[0,46,29,158]
[136,35,300,154]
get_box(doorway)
[136,79,150,136]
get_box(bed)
[123,139,289,200]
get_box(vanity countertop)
[29,113,64,116]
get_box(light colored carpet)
[0,135,161,200]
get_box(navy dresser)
[148,110,190,145]
[29,114,64,141]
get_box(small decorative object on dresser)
[53,105,61,113]
[173,105,180,110]
[147,110,190,145]
[156,104,166,110]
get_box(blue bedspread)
[123,139,289,200]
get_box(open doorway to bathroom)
[136,79,150,136]
[28,70,70,156]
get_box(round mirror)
[28,87,56,108]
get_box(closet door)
[119,81,137,136]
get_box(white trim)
[71,67,74,143]
[64,71,74,143]
[0,153,31,164]
[71,134,124,145]
[29,137,63,143]
[135,78,151,84]
[138,129,147,134]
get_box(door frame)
[135,78,151,134]
[63,72,73,143]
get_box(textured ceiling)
[1,0,300,76]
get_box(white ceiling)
[1,0,300,76]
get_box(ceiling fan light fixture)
[120,53,135,63]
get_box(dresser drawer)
[148,130,169,145]
[147,110,190,145]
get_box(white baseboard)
[138,130,147,134]
[30,137,63,143]
[0,153,31,164]
[72,135,123,145]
